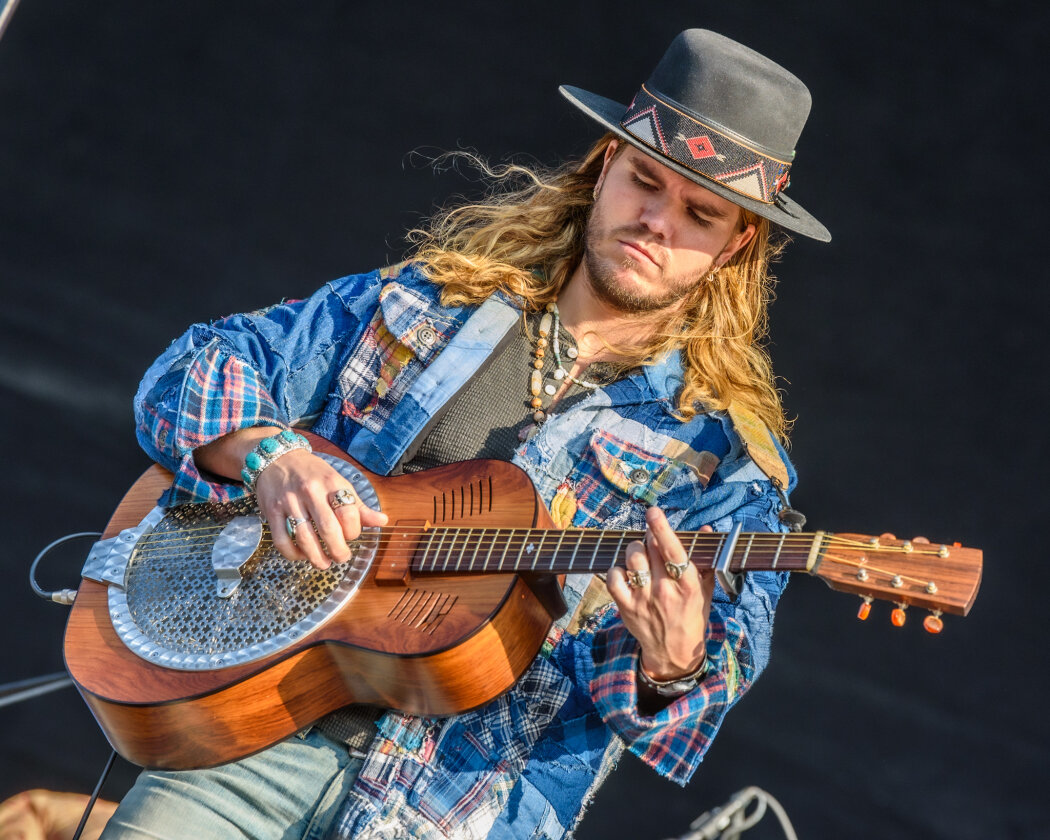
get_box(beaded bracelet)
[240,430,312,493]
[636,656,710,698]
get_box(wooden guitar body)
[63,436,983,772]
[64,441,559,770]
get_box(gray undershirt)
[317,311,621,750]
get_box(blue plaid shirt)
[135,263,796,839]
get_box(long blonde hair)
[406,134,791,442]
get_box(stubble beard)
[582,204,713,315]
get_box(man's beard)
[582,206,713,314]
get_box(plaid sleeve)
[135,338,287,505]
[589,605,753,786]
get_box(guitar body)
[64,439,560,770]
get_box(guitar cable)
[663,786,798,840]
[29,531,102,605]
[24,530,118,839]
[70,748,118,840]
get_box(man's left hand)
[607,507,714,681]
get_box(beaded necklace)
[522,301,601,439]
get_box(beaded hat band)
[620,85,792,205]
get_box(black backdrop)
[2,2,1047,838]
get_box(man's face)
[583,141,755,313]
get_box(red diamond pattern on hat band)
[684,135,717,160]
[619,84,792,204]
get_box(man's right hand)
[254,448,388,569]
[194,427,388,570]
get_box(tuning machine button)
[891,603,908,627]
[857,596,873,621]
[923,610,944,634]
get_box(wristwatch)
[636,656,709,697]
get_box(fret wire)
[497,528,513,571]
[513,529,526,572]
[587,530,602,571]
[714,531,727,566]
[770,533,786,569]
[530,530,546,572]
[686,530,702,563]
[435,528,452,572]
[550,530,567,572]
[570,531,584,573]
[453,529,470,575]
[739,532,755,571]
[413,529,426,572]
[610,532,628,571]
[423,528,439,572]
[467,528,483,572]
[482,528,498,571]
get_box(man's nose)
[637,195,673,239]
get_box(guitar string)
[126,528,820,555]
[125,525,950,558]
[125,534,819,573]
[124,530,944,562]
[120,539,949,605]
[125,528,954,587]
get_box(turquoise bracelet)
[240,430,312,492]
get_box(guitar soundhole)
[433,476,493,522]
[388,588,458,634]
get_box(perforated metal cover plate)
[107,454,379,670]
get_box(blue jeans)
[100,729,362,840]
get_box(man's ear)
[594,139,619,195]
[717,221,756,267]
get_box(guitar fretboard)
[409,528,824,575]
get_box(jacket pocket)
[569,429,681,528]
[335,310,422,435]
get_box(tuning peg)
[857,596,873,621]
[891,603,907,627]
[923,610,944,634]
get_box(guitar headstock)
[812,533,982,629]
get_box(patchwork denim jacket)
[135,263,796,840]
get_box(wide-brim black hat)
[560,29,831,242]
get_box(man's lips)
[618,239,659,267]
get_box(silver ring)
[329,488,358,510]
[285,516,308,540]
[664,560,690,581]
[625,569,651,589]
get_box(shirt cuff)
[589,611,744,785]
[136,340,287,505]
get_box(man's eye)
[631,174,656,191]
[689,211,712,227]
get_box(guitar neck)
[410,527,825,576]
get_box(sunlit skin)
[193,141,758,683]
[553,140,757,682]
[556,139,755,359]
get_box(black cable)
[70,749,117,840]
[29,531,102,604]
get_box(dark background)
[2,1,1046,838]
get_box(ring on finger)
[625,569,651,589]
[664,560,690,581]
[329,488,358,510]
[285,516,309,541]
